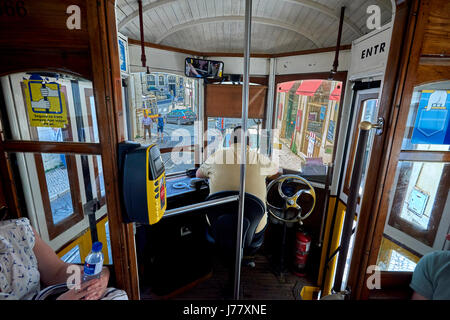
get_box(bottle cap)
[92,241,103,252]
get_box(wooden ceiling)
[115,0,393,54]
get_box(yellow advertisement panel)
[23,79,68,128]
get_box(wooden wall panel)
[350,0,450,300]
[420,0,450,56]
[0,0,91,79]
[205,84,267,119]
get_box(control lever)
[186,168,197,178]
[189,177,208,189]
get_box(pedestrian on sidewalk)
[157,113,165,141]
[142,112,153,141]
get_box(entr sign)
[360,42,386,59]
[349,23,392,80]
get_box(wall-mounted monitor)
[185,57,224,79]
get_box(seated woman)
[0,217,128,300]
[410,234,450,300]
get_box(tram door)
[339,85,380,288]
[346,0,450,299]
[366,79,450,296]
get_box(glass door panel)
[1,72,99,143]
[401,81,450,151]
[343,91,379,198]
[375,81,450,272]
[0,71,107,253]
[274,80,342,181]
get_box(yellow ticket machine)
[119,142,166,224]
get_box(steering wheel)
[266,174,316,224]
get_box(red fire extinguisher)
[293,227,311,277]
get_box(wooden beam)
[128,38,351,59]
[272,45,352,58]
[128,38,201,56]
[1,141,102,155]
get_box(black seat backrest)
[205,191,265,249]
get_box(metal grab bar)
[233,0,253,301]
[163,195,239,219]
[332,120,382,293]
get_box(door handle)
[359,117,384,136]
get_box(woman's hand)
[56,267,110,300]
[56,280,92,300]
[83,267,110,300]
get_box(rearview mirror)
[185,57,224,79]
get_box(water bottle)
[82,241,104,282]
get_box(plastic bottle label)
[84,262,102,276]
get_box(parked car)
[165,109,196,125]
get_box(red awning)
[296,80,323,96]
[277,81,295,93]
[329,84,342,101]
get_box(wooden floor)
[140,253,315,300]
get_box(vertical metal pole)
[332,7,345,74]
[318,163,333,247]
[234,0,252,300]
[266,58,276,157]
[138,0,146,68]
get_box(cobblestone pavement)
[276,139,305,172]
[45,166,70,201]
[45,167,73,224]
[50,191,73,224]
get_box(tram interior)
[0,0,449,301]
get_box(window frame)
[26,84,85,240]
[158,75,165,86]
[147,75,156,86]
[386,161,450,247]
[273,72,348,177]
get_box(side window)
[1,72,111,262]
[376,81,450,271]
[275,80,342,181]
[128,72,199,174]
[148,75,155,86]
[206,117,263,156]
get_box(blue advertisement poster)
[320,106,326,120]
[118,38,127,72]
[411,90,450,145]
[327,120,335,142]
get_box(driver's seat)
[204,191,266,265]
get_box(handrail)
[163,195,239,219]
[234,0,252,300]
